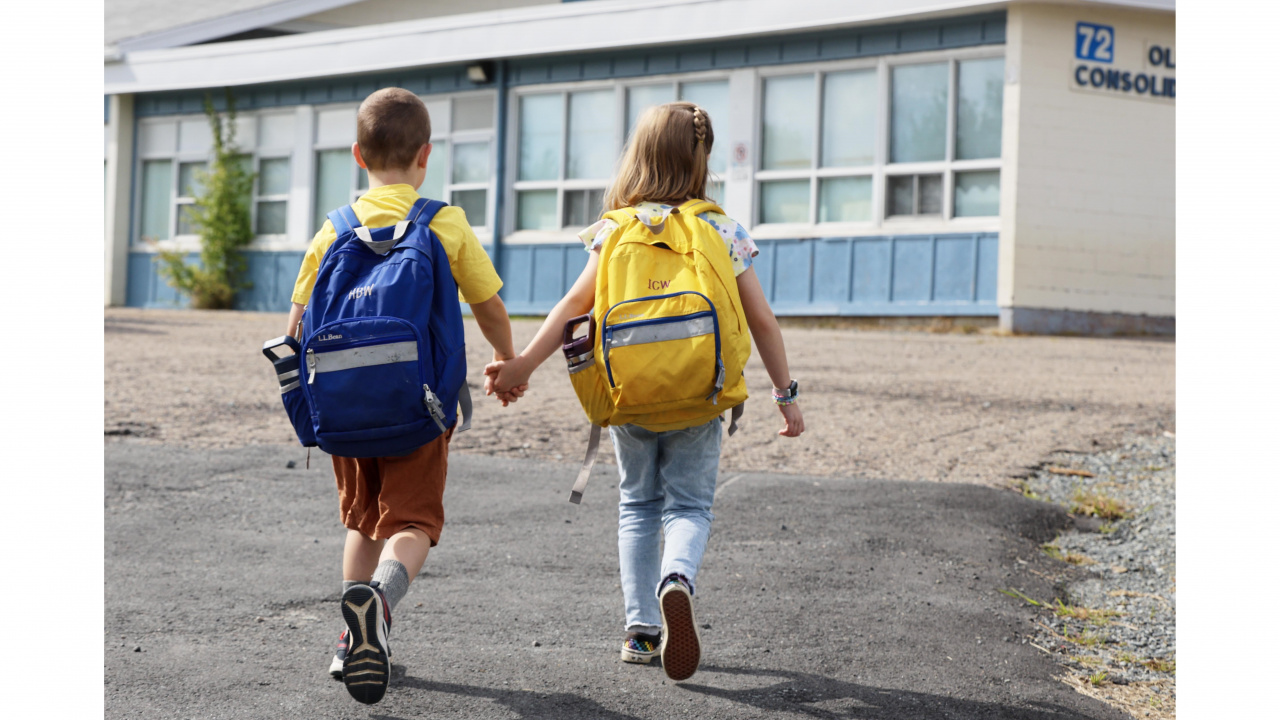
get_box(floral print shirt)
[577,201,759,277]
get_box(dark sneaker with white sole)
[620,631,662,664]
[658,575,701,682]
[340,584,392,704]
[328,630,349,679]
[329,628,394,680]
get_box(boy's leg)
[343,529,383,584]
[369,527,431,615]
[611,424,665,643]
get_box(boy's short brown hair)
[356,87,432,171]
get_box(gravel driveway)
[105,308,1174,487]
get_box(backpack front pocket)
[303,318,431,435]
[603,292,722,413]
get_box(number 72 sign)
[1076,22,1114,63]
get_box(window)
[885,57,1004,219]
[312,93,496,233]
[136,112,292,244]
[139,159,172,242]
[750,54,1003,228]
[254,113,294,236]
[515,89,614,231]
[512,78,730,232]
[175,161,206,235]
[756,69,878,225]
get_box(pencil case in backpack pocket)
[262,335,317,447]
[563,313,614,426]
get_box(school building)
[104,0,1175,335]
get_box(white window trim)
[749,46,1005,239]
[505,71,733,245]
[135,111,307,253]
[311,91,498,243]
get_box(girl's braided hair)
[605,101,715,211]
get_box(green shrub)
[157,93,256,309]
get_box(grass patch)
[1143,657,1176,674]
[1012,479,1043,501]
[1054,600,1121,625]
[1041,543,1095,565]
[1064,630,1106,647]
[1070,489,1131,520]
[1088,671,1109,687]
[1115,652,1140,665]
[1071,655,1104,667]
[998,588,1042,606]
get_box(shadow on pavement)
[378,675,644,720]
[679,665,1099,720]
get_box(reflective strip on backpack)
[607,315,714,349]
[311,341,418,374]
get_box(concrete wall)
[105,94,134,307]
[1000,2,1174,332]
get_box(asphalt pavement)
[105,441,1128,719]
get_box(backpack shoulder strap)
[601,207,639,226]
[408,197,448,227]
[326,205,362,236]
[675,199,724,218]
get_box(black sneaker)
[620,631,662,664]
[340,584,392,704]
[328,630,349,679]
[658,575,701,682]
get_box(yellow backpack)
[563,199,750,502]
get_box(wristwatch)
[772,380,799,404]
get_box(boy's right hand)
[484,356,534,406]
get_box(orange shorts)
[332,427,453,545]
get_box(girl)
[485,101,804,681]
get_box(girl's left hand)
[778,403,804,437]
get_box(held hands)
[483,355,533,407]
[778,403,805,437]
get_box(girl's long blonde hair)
[604,101,714,211]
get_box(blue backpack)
[263,198,471,458]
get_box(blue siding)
[128,235,996,316]
[126,251,304,312]
[135,65,491,117]
[508,12,1005,87]
[497,234,998,317]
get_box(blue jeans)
[611,418,722,633]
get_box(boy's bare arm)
[736,267,805,437]
[485,252,598,393]
[468,293,517,362]
[285,302,305,339]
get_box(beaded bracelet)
[772,391,799,406]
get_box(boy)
[286,87,520,705]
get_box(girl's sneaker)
[340,583,392,704]
[658,576,701,681]
[620,631,662,664]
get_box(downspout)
[491,60,509,284]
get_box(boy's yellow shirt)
[291,184,502,306]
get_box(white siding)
[1000,3,1175,317]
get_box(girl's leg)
[656,418,723,594]
[611,424,664,634]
